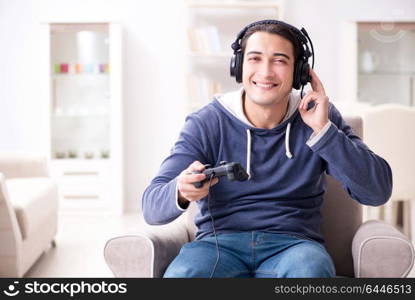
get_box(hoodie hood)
[216,88,302,128]
[215,88,302,178]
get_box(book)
[188,25,222,54]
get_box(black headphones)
[230,19,315,90]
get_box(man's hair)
[240,23,302,62]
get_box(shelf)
[187,0,279,9]
[52,113,109,118]
[52,158,110,163]
[188,51,231,58]
[359,71,415,76]
[52,73,109,77]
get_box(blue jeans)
[163,231,335,278]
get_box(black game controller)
[192,161,249,188]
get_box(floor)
[25,212,145,277]
[25,212,415,278]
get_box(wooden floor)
[25,212,415,278]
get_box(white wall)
[1,0,414,213]
[283,0,415,102]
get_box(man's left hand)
[298,69,329,134]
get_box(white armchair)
[104,116,415,278]
[0,151,59,277]
[362,104,415,240]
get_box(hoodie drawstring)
[285,122,293,159]
[246,129,252,179]
[246,124,293,179]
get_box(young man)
[142,21,393,278]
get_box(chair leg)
[401,200,409,239]
[409,199,415,243]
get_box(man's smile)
[252,80,278,90]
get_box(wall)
[0,0,188,213]
[1,0,414,213]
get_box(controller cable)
[206,173,220,278]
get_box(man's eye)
[274,59,287,64]
[248,57,259,61]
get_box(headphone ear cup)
[293,60,302,90]
[235,52,243,83]
[230,55,237,77]
[230,52,243,83]
[293,60,311,89]
[300,62,311,86]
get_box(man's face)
[242,31,295,107]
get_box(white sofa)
[0,151,58,277]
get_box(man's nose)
[258,62,275,78]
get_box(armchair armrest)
[0,152,49,179]
[0,174,22,277]
[352,220,415,277]
[104,217,190,278]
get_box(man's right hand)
[177,161,219,208]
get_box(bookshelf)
[40,23,124,213]
[185,0,283,112]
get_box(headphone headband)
[232,19,309,56]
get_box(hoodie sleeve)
[141,113,211,225]
[308,103,393,206]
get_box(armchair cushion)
[104,217,190,278]
[352,220,414,277]
[6,178,58,240]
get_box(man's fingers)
[300,91,329,111]
[204,177,219,186]
[180,182,201,193]
[182,171,206,183]
[195,177,219,190]
[178,161,220,202]
[189,160,205,172]
[179,177,219,200]
[185,173,219,186]
[299,92,317,111]
[309,69,326,95]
